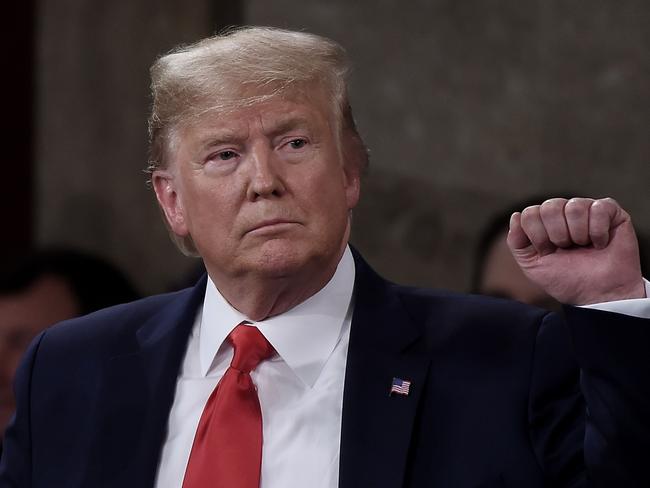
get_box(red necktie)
[183,323,275,488]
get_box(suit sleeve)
[527,312,587,487]
[0,331,45,488]
[564,306,650,487]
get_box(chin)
[249,239,334,278]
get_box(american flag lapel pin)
[389,377,411,397]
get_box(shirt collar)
[199,246,355,387]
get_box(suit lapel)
[339,253,431,488]
[86,276,207,487]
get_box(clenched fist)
[507,197,646,305]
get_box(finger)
[506,211,531,251]
[564,198,592,246]
[539,198,572,248]
[588,197,625,249]
[520,205,556,256]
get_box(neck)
[208,246,347,321]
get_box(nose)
[246,143,286,201]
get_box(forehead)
[183,81,336,133]
[213,92,330,129]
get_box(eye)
[218,150,238,160]
[288,139,307,149]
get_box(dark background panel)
[2,0,35,264]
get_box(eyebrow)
[195,130,246,151]
[193,115,317,151]
[263,116,315,138]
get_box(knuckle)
[539,198,566,217]
[565,198,589,217]
[567,196,590,204]
[589,201,608,217]
[601,196,618,205]
[567,197,584,203]
[520,205,540,221]
[593,197,618,212]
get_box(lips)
[246,219,300,235]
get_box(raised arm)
[509,197,650,487]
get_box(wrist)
[576,280,646,305]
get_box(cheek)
[183,180,233,219]
[303,172,353,227]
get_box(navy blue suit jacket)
[1,253,649,487]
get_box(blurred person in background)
[0,248,139,454]
[472,198,562,310]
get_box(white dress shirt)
[154,242,650,488]
[154,247,355,488]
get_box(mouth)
[245,219,300,236]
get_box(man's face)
[153,88,360,286]
[0,276,79,434]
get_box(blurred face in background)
[0,275,79,435]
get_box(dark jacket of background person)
[0,249,139,458]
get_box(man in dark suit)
[0,249,140,459]
[1,26,648,488]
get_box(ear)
[340,130,364,211]
[152,170,189,237]
[343,166,361,211]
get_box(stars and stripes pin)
[389,377,411,396]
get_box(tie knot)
[227,324,274,373]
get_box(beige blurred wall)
[35,0,216,294]
[35,0,650,294]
